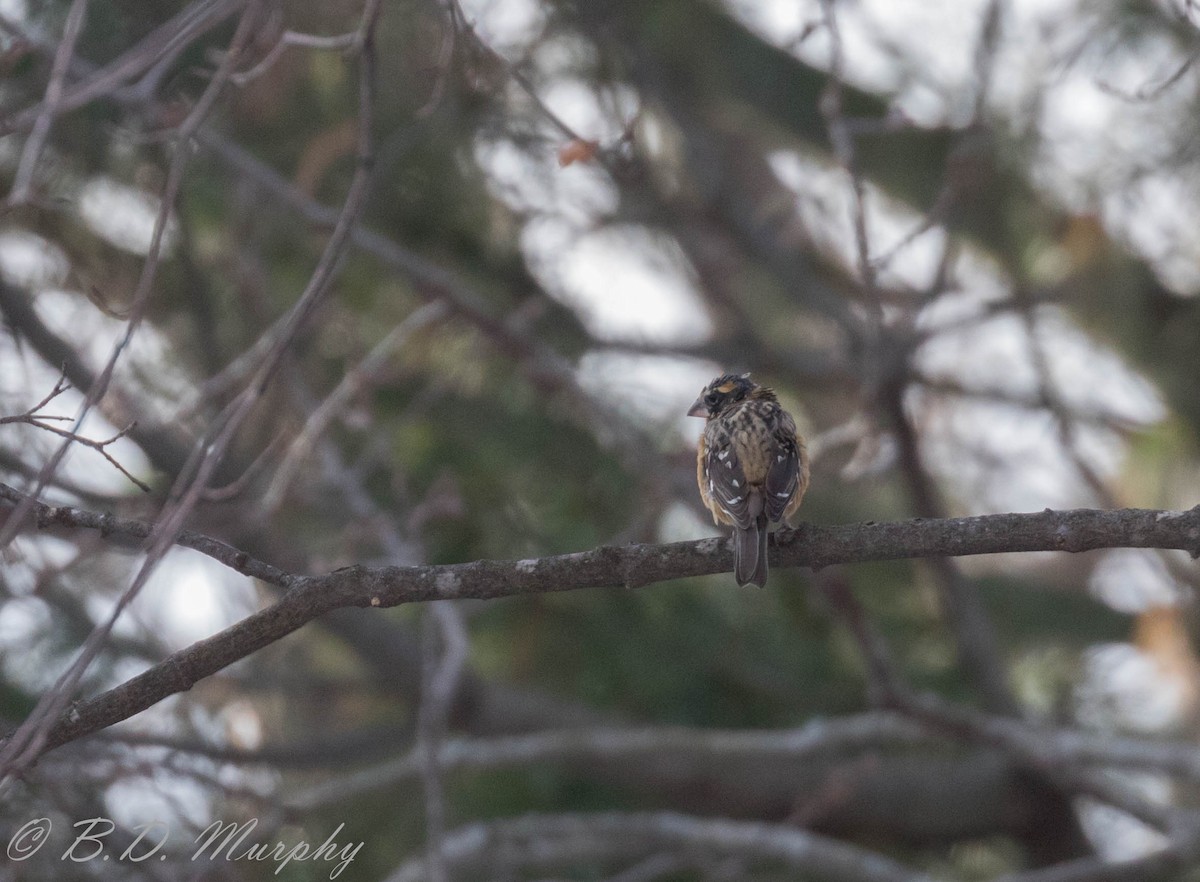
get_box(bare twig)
[0,0,247,138]
[871,1,1003,277]
[258,301,449,517]
[286,708,1200,794]
[880,377,1020,715]
[415,0,459,117]
[0,0,376,784]
[1097,50,1200,102]
[913,375,1145,430]
[0,0,386,788]
[231,28,357,86]
[0,481,291,584]
[819,562,1187,841]
[971,0,1007,120]
[0,0,260,549]
[7,0,90,204]
[0,1,267,786]
[817,0,882,350]
[7,371,73,418]
[200,428,288,501]
[816,570,909,704]
[417,603,469,882]
[195,128,679,501]
[26,421,147,492]
[1,375,150,491]
[86,720,409,768]
[1014,291,1113,502]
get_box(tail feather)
[749,517,769,588]
[733,524,760,587]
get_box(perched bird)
[688,373,809,587]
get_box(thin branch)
[816,570,909,705]
[0,481,291,585]
[417,603,469,882]
[194,129,679,500]
[1015,291,1113,503]
[0,0,260,547]
[76,700,1200,809]
[871,0,1003,277]
[970,0,1006,120]
[0,0,384,786]
[258,301,449,517]
[230,28,357,86]
[880,378,1020,715]
[1,375,150,491]
[913,374,1145,430]
[194,130,587,395]
[10,419,150,492]
[817,0,884,384]
[1097,50,1200,102]
[0,0,247,137]
[819,564,1182,844]
[0,3,266,786]
[7,0,90,204]
[415,0,458,117]
[10,371,73,417]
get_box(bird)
[688,373,809,587]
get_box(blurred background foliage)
[2,0,1200,879]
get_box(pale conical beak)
[687,398,708,418]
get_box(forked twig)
[1,374,150,492]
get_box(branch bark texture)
[5,503,1199,758]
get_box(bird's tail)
[733,524,758,587]
[734,515,770,588]
[751,516,769,587]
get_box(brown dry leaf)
[1134,604,1200,719]
[557,138,600,168]
[85,285,131,320]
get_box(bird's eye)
[703,392,719,408]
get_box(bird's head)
[687,373,758,418]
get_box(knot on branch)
[1052,523,1085,553]
[35,504,68,529]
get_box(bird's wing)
[764,414,803,523]
[704,427,758,528]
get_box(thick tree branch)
[286,709,1200,813]
[999,837,1200,882]
[337,506,1200,606]
[385,811,932,882]
[5,504,1200,759]
[286,712,927,812]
